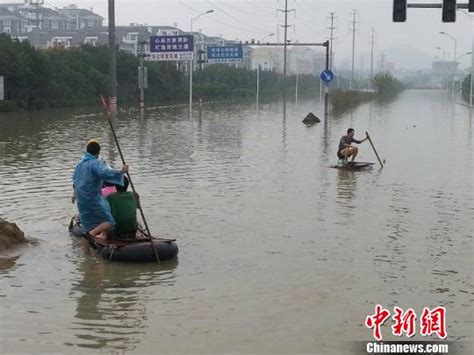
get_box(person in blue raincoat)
[72,139,128,238]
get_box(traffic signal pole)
[394,2,472,23]
[243,40,331,114]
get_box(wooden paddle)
[365,131,384,169]
[99,95,160,263]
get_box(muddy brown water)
[0,91,472,353]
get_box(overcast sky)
[3,0,473,69]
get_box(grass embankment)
[330,90,376,114]
[0,34,320,112]
[330,73,405,114]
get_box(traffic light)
[469,0,474,12]
[393,0,407,22]
[442,0,456,22]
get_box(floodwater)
[0,90,472,354]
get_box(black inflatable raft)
[69,218,178,262]
[331,161,374,170]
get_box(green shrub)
[0,100,19,112]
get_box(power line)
[178,0,266,37]
[207,0,270,34]
[221,1,274,18]
[246,0,276,16]
[178,0,200,14]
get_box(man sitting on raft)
[337,128,368,164]
[72,139,128,240]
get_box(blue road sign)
[320,69,334,83]
[150,35,194,53]
[207,45,243,60]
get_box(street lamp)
[456,51,472,62]
[190,9,214,31]
[436,46,449,61]
[436,47,451,90]
[439,32,457,61]
[189,9,214,117]
[258,33,275,42]
[440,31,457,99]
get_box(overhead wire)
[207,0,271,34]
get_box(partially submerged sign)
[302,112,321,125]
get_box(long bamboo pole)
[100,95,160,262]
[366,131,384,168]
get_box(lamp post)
[436,46,450,91]
[436,46,449,61]
[257,33,275,71]
[455,51,472,102]
[440,31,457,62]
[440,32,457,99]
[189,10,214,116]
[258,33,275,42]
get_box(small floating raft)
[331,162,374,170]
[69,218,178,262]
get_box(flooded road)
[0,90,472,353]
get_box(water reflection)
[322,111,330,156]
[67,255,178,351]
[0,255,20,272]
[282,99,287,152]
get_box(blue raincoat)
[72,152,124,232]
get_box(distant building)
[250,45,324,75]
[251,47,282,72]
[432,60,456,88]
[0,8,25,35]
[0,1,103,37]
[58,5,104,30]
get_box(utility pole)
[327,12,337,70]
[349,9,358,90]
[108,0,117,113]
[277,0,295,77]
[370,27,375,90]
[324,40,330,116]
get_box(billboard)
[207,45,243,63]
[150,35,194,61]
